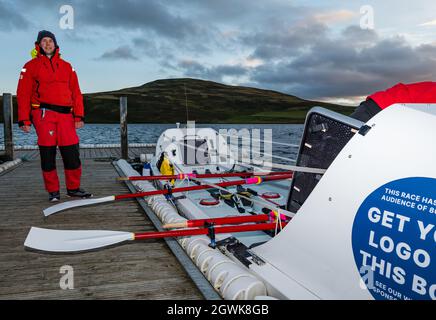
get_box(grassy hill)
[1,78,355,123]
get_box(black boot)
[49,191,61,202]
[67,188,93,198]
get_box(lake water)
[0,123,304,163]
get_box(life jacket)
[157,153,175,184]
[368,82,436,109]
[159,157,174,176]
[16,43,84,126]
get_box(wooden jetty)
[0,149,206,299]
[0,96,216,300]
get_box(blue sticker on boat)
[352,177,436,300]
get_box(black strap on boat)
[246,188,258,196]
[205,222,217,249]
[163,183,173,200]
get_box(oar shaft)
[114,174,292,200]
[163,214,270,229]
[186,214,270,228]
[134,222,286,240]
[123,171,293,181]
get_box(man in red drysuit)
[17,30,92,202]
[351,82,436,122]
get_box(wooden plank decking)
[0,149,203,300]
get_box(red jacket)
[368,81,436,109]
[17,45,84,126]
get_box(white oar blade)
[43,196,115,217]
[24,227,134,253]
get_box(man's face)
[40,37,55,55]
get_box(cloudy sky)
[1,0,435,104]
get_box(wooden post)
[2,93,14,161]
[120,96,128,159]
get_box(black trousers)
[39,144,82,192]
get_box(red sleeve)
[405,81,436,102]
[366,82,436,109]
[69,66,85,121]
[367,83,411,109]
[16,62,33,126]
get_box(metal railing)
[1,95,136,159]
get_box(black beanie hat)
[36,30,58,48]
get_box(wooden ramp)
[0,156,203,299]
